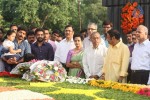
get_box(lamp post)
[78,0,82,31]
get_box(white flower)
[54,67,58,71]
[37,65,42,68]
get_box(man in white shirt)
[54,25,75,73]
[131,25,150,85]
[83,32,107,79]
[83,23,105,49]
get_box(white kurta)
[83,44,107,78]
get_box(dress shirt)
[31,42,54,61]
[0,45,3,57]
[55,41,59,47]
[102,41,130,82]
[14,39,31,57]
[48,39,57,52]
[131,39,150,71]
[54,38,75,63]
[83,36,106,49]
[101,34,109,47]
[83,44,107,78]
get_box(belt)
[131,70,150,73]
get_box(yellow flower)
[55,72,59,76]
[88,80,146,94]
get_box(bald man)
[131,25,150,85]
[83,32,107,79]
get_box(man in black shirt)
[31,28,54,61]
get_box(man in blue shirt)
[0,28,5,72]
[31,28,54,61]
[2,27,31,72]
[101,20,113,47]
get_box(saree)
[66,49,85,78]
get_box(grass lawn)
[0,77,149,100]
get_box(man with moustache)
[54,25,75,73]
[102,29,130,82]
[26,30,36,45]
[2,27,31,72]
[31,28,54,60]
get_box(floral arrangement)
[18,59,39,74]
[88,80,147,93]
[121,2,144,34]
[137,88,150,97]
[28,60,67,82]
[10,62,34,75]
[65,76,91,84]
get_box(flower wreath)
[30,60,67,82]
[121,2,144,34]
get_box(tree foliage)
[0,0,107,33]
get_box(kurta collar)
[110,40,122,48]
[64,38,74,42]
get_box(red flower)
[133,2,138,7]
[121,2,144,34]
[0,71,21,77]
[137,88,150,97]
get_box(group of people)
[0,20,150,85]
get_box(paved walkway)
[0,87,54,100]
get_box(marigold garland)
[121,2,144,34]
[88,80,148,94]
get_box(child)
[2,30,21,60]
[24,53,35,62]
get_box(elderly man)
[83,32,107,79]
[102,29,130,82]
[131,25,150,85]
[83,22,105,49]
[54,25,75,73]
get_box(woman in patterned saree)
[66,34,85,78]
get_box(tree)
[38,0,77,31]
[80,0,107,32]
[1,0,39,28]
[0,0,107,33]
